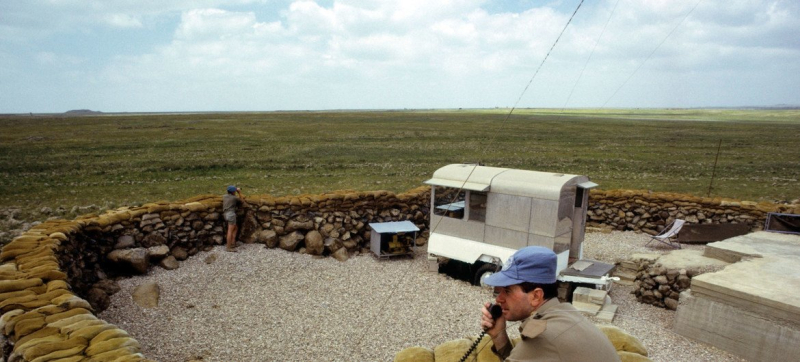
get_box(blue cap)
[484,246,557,286]
[227,185,237,193]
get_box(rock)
[240,211,260,243]
[204,253,217,264]
[393,346,434,362]
[332,247,349,262]
[132,282,160,308]
[160,256,179,270]
[93,279,121,295]
[257,230,278,247]
[286,219,314,232]
[147,245,170,260]
[107,248,149,274]
[305,230,324,255]
[279,231,304,251]
[86,287,110,311]
[664,297,679,310]
[172,246,189,261]
[114,235,135,249]
[142,233,166,247]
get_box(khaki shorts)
[224,210,236,223]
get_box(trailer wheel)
[474,264,500,288]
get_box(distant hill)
[64,109,103,115]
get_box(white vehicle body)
[425,164,608,286]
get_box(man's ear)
[528,288,545,308]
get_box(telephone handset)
[458,304,503,362]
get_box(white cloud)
[2,0,800,112]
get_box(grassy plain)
[1,109,798,220]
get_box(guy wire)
[351,1,586,358]
[601,0,703,108]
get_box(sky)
[1,0,799,113]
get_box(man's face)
[493,285,536,322]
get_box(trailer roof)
[424,164,591,200]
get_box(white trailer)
[424,164,614,289]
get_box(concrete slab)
[654,249,729,271]
[675,290,800,362]
[675,231,800,361]
[704,231,800,263]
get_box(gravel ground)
[99,231,746,362]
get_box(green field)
[1,109,798,222]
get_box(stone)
[305,230,324,255]
[171,246,188,261]
[286,219,314,232]
[159,256,179,270]
[279,231,304,251]
[331,247,349,262]
[141,233,166,247]
[93,279,120,295]
[257,230,278,247]
[204,253,217,264]
[106,248,149,274]
[132,282,160,308]
[147,245,169,260]
[114,235,135,249]
[86,288,110,311]
[664,297,679,310]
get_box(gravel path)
[99,231,746,362]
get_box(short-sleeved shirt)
[492,298,621,362]
[223,194,241,214]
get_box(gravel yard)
[99,231,746,362]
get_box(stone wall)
[0,187,430,362]
[1,186,797,361]
[587,189,799,234]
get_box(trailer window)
[433,186,465,219]
[469,192,487,222]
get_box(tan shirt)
[493,298,621,362]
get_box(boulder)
[114,235,135,249]
[279,231,304,252]
[171,246,188,261]
[240,211,260,243]
[132,282,160,308]
[147,245,169,260]
[159,256,179,270]
[305,230,324,255]
[106,248,149,274]
[141,233,166,247]
[331,247,349,262]
[286,219,314,232]
[258,230,278,248]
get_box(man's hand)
[481,302,510,351]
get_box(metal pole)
[707,139,722,197]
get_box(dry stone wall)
[1,186,796,361]
[587,189,799,234]
[0,187,430,362]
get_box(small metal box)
[369,221,420,258]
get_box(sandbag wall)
[0,187,430,362]
[587,189,799,234]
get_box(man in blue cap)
[223,185,244,252]
[480,246,620,361]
